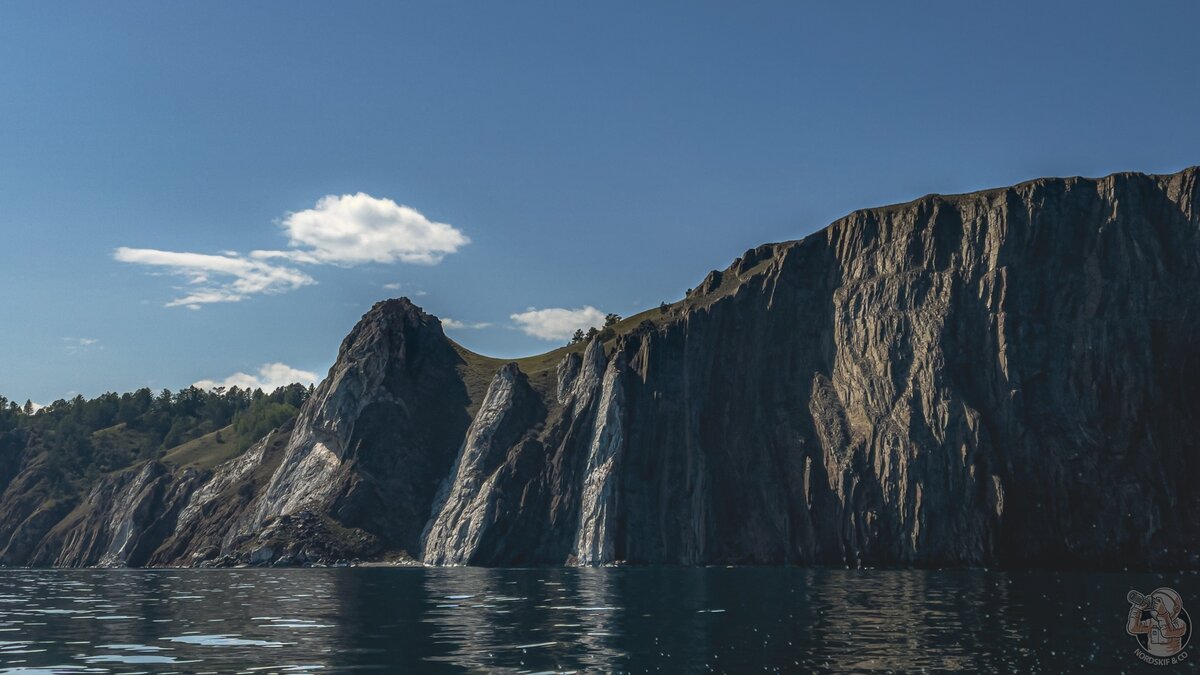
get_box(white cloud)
[116,193,465,309]
[256,193,469,266]
[22,401,44,414]
[114,247,315,309]
[382,282,427,295]
[441,318,492,330]
[63,337,101,354]
[510,306,606,341]
[193,362,319,392]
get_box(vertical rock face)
[572,353,626,565]
[248,298,473,556]
[1,167,1196,569]
[422,363,543,565]
[411,167,1198,569]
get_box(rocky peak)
[247,297,472,555]
[333,297,446,372]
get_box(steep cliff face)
[247,298,472,557]
[1,167,1196,569]
[421,363,544,565]
[405,167,1200,569]
[30,462,205,567]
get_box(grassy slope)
[161,425,240,470]
[90,422,157,462]
[450,305,668,412]
[447,246,781,411]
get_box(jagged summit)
[2,166,1197,569]
[336,296,448,359]
[364,296,435,322]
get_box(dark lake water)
[0,567,1194,673]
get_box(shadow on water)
[0,567,1194,672]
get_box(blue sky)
[2,1,1198,404]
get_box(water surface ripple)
[0,568,1192,673]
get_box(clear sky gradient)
[2,1,1198,403]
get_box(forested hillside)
[0,384,311,491]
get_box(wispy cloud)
[441,318,492,330]
[114,248,315,309]
[193,362,319,391]
[382,282,427,295]
[62,337,102,354]
[116,194,466,308]
[510,306,606,341]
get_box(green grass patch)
[447,247,781,408]
[161,424,241,470]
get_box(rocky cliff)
[2,167,1197,569]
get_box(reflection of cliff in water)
[418,567,627,671]
[327,569,439,669]
[0,568,1192,672]
[806,570,1014,670]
